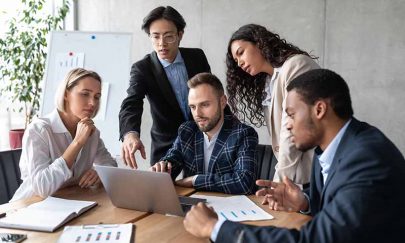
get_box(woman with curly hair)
[227,24,319,186]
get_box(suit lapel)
[181,50,195,121]
[181,48,194,79]
[268,73,277,128]
[311,155,323,214]
[150,51,183,114]
[320,158,339,206]
[207,116,232,173]
[313,150,324,193]
[320,119,359,204]
[194,131,205,174]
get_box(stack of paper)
[191,195,274,222]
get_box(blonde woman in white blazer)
[226,24,319,187]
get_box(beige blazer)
[263,54,320,184]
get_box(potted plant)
[0,0,69,149]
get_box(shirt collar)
[46,109,69,134]
[158,50,184,68]
[319,119,352,173]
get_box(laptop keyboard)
[178,196,207,213]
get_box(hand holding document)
[191,195,273,222]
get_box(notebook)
[95,165,206,216]
[0,197,97,232]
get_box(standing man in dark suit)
[183,69,405,242]
[119,6,210,168]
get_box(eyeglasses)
[149,33,177,44]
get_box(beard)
[296,141,316,152]
[196,107,222,133]
[293,116,318,152]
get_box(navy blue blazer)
[216,118,405,242]
[161,111,258,194]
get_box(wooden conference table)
[0,186,311,242]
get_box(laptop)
[94,165,206,216]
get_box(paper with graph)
[191,195,274,222]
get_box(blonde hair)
[55,68,102,117]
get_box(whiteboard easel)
[41,31,132,157]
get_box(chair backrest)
[255,144,277,181]
[0,149,22,204]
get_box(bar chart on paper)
[191,195,274,222]
[57,224,133,243]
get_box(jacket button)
[274,146,279,152]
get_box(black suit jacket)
[216,118,405,243]
[119,48,210,165]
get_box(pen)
[0,212,6,218]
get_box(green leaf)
[0,0,70,127]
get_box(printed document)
[57,224,134,243]
[191,195,273,222]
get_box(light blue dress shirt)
[318,119,351,184]
[158,51,190,120]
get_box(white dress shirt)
[192,121,224,185]
[202,121,223,173]
[11,110,117,201]
[261,72,277,108]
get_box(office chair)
[0,149,22,204]
[255,144,277,181]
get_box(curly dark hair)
[226,24,316,126]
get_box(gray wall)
[78,0,405,169]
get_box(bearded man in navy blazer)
[152,73,258,195]
[183,69,405,242]
[119,6,210,168]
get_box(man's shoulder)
[178,120,199,134]
[342,118,404,162]
[179,47,205,57]
[131,48,207,69]
[132,52,154,67]
[225,115,258,137]
[350,119,394,147]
